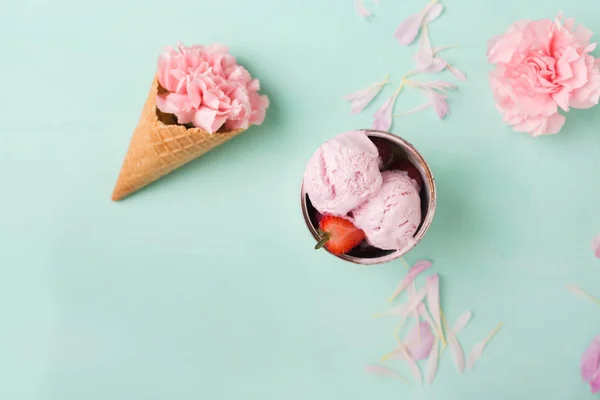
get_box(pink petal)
[592,234,600,258]
[372,91,400,131]
[414,57,447,75]
[443,314,465,373]
[426,274,443,343]
[423,89,450,119]
[396,102,431,116]
[467,323,503,369]
[411,80,456,92]
[364,364,410,382]
[552,87,570,112]
[452,310,472,334]
[389,260,433,301]
[425,339,440,384]
[581,336,600,381]
[447,64,467,81]
[394,3,434,46]
[423,2,443,24]
[344,79,388,114]
[415,25,434,68]
[405,322,435,360]
[566,284,600,306]
[355,0,371,18]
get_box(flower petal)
[415,25,434,68]
[467,323,503,369]
[426,274,445,344]
[405,321,435,360]
[344,78,388,114]
[566,284,600,307]
[425,339,440,384]
[394,3,434,45]
[423,2,443,24]
[389,260,433,301]
[443,313,465,373]
[452,310,472,334]
[364,364,410,383]
[372,90,401,131]
[447,64,467,81]
[396,102,431,116]
[355,0,371,18]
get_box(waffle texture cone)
[112,76,245,201]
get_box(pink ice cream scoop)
[352,170,421,251]
[303,131,383,216]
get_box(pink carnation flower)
[581,335,600,394]
[156,43,269,134]
[487,14,600,137]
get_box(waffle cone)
[112,76,245,201]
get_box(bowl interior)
[301,130,436,265]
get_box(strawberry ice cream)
[303,131,382,216]
[352,171,421,251]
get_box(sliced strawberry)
[391,159,424,190]
[370,137,393,168]
[315,215,366,255]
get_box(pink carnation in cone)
[488,13,600,137]
[156,43,269,133]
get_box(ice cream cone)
[111,76,245,201]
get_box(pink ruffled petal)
[581,336,600,381]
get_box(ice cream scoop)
[303,131,382,216]
[352,170,421,251]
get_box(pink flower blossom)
[156,43,269,134]
[581,335,600,394]
[487,14,600,137]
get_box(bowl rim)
[300,129,437,265]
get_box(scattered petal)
[355,0,371,18]
[452,310,472,334]
[423,88,450,119]
[364,364,411,383]
[467,323,503,369]
[378,286,429,317]
[447,64,467,81]
[409,80,457,92]
[592,234,600,258]
[395,102,431,117]
[405,321,435,360]
[426,274,445,345]
[423,2,444,24]
[433,45,459,55]
[389,260,433,301]
[566,284,600,306]
[372,89,401,131]
[442,312,465,373]
[388,342,423,384]
[415,25,434,68]
[426,339,440,384]
[394,2,435,46]
[344,76,389,114]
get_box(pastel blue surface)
[2,0,600,399]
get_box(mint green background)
[1,0,600,399]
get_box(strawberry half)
[391,159,423,190]
[315,215,366,255]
